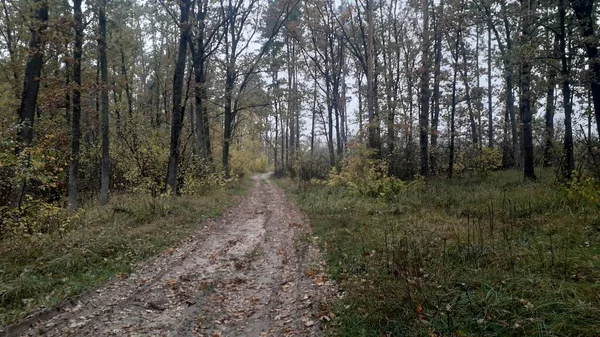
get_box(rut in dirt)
[2,174,334,337]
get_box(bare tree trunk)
[561,0,574,177]
[166,0,191,194]
[460,38,479,147]
[68,0,83,211]
[431,0,443,174]
[449,29,460,179]
[99,0,110,205]
[311,77,317,155]
[520,0,536,181]
[487,22,494,148]
[16,0,48,151]
[543,67,555,167]
[192,2,212,162]
[419,0,430,176]
[286,35,296,163]
[366,0,379,155]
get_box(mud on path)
[2,174,334,337]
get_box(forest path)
[4,174,332,337]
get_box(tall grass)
[283,170,600,336]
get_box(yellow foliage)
[564,172,600,208]
[327,144,418,199]
[454,147,502,178]
[229,138,268,176]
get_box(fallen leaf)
[167,279,177,288]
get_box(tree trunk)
[431,0,443,174]
[520,0,536,181]
[543,66,555,167]
[561,0,575,177]
[99,0,110,205]
[449,30,460,179]
[487,22,494,148]
[460,38,479,147]
[419,0,431,176]
[16,0,48,150]
[166,0,191,194]
[366,0,379,155]
[193,4,211,162]
[571,0,600,136]
[68,0,83,211]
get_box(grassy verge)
[0,178,251,326]
[281,170,600,336]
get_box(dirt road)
[2,174,333,337]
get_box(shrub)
[328,144,411,199]
[564,172,600,208]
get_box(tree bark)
[419,0,430,176]
[571,0,600,136]
[449,29,460,179]
[68,0,83,211]
[431,0,443,174]
[520,0,536,181]
[193,2,212,162]
[487,22,494,148]
[99,0,110,205]
[561,0,575,177]
[16,0,49,150]
[366,0,379,155]
[166,0,191,194]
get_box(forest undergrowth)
[282,166,600,336]
[0,177,251,326]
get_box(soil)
[1,174,335,337]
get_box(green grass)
[281,170,600,337]
[0,178,251,327]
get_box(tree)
[68,0,84,211]
[570,0,600,136]
[419,0,430,176]
[16,0,49,151]
[520,0,535,180]
[560,0,574,177]
[165,0,191,195]
[99,0,110,205]
[15,0,49,206]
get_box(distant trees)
[1,0,600,233]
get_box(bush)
[328,144,417,199]
[453,147,502,178]
[297,151,330,183]
[564,172,600,208]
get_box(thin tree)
[419,0,430,176]
[68,0,84,211]
[99,0,110,205]
[571,0,600,136]
[520,0,536,180]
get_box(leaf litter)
[1,174,336,337]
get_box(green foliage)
[180,157,233,195]
[283,169,600,336]
[327,144,421,199]
[563,172,600,208]
[0,123,69,237]
[473,147,503,177]
[454,148,503,178]
[230,138,269,177]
